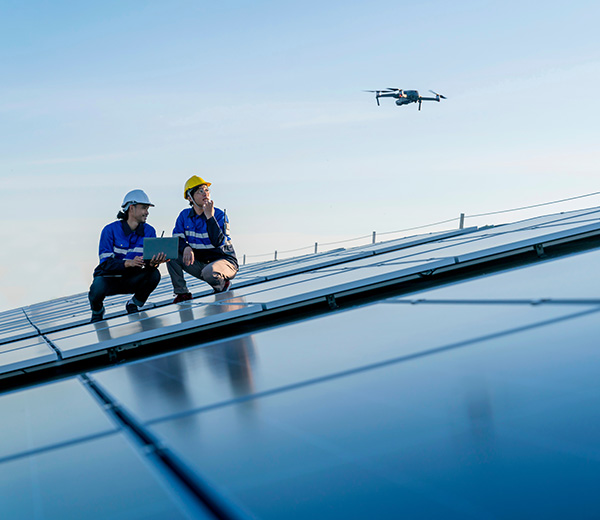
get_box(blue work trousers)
[88,269,161,312]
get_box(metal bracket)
[534,244,546,257]
[107,348,119,363]
[326,294,339,310]
[107,346,126,363]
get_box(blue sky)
[1,1,599,311]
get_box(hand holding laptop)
[148,252,167,267]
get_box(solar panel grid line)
[532,217,600,230]
[462,215,600,242]
[257,243,407,278]
[0,327,38,346]
[48,304,263,359]
[252,228,480,281]
[0,428,117,466]
[322,224,562,270]
[446,223,600,265]
[135,305,600,430]
[0,217,564,330]
[3,207,600,518]
[226,229,599,310]
[1,208,599,383]
[394,247,600,303]
[0,310,46,346]
[0,336,49,355]
[47,299,222,343]
[1,212,576,328]
[228,221,591,308]
[0,428,205,518]
[81,373,255,520]
[383,298,600,306]
[349,227,478,253]
[0,377,120,465]
[0,343,58,374]
[22,277,243,338]
[227,238,487,301]
[256,259,455,311]
[474,206,600,229]
[40,219,600,360]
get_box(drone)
[364,88,447,110]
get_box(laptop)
[143,237,179,260]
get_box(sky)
[1,0,599,312]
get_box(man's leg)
[201,259,238,292]
[167,253,205,295]
[124,268,161,307]
[89,277,107,313]
[88,276,121,321]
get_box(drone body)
[364,88,447,110]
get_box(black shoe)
[126,301,139,314]
[90,310,105,323]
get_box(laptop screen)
[143,237,179,260]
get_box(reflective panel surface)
[0,340,57,374]
[0,433,193,520]
[92,302,599,423]
[145,308,600,519]
[0,207,599,519]
[392,248,600,302]
[0,378,115,460]
[47,300,261,358]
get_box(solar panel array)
[1,207,600,519]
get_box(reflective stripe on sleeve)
[185,230,210,240]
[189,243,214,249]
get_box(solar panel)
[142,306,600,519]
[388,248,600,303]
[0,336,57,374]
[91,301,599,422]
[1,206,600,518]
[0,432,200,519]
[0,378,116,461]
[47,300,262,359]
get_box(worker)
[88,189,167,323]
[168,175,238,302]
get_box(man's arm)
[204,204,228,248]
[172,211,195,266]
[98,226,127,273]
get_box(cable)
[378,216,460,237]
[319,234,372,247]
[468,190,600,218]
[241,190,600,262]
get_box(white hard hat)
[121,189,154,212]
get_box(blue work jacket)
[93,220,157,277]
[173,207,238,268]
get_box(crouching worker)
[168,175,238,303]
[88,189,167,323]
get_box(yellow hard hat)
[183,175,211,199]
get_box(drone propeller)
[363,90,382,105]
[429,90,447,99]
